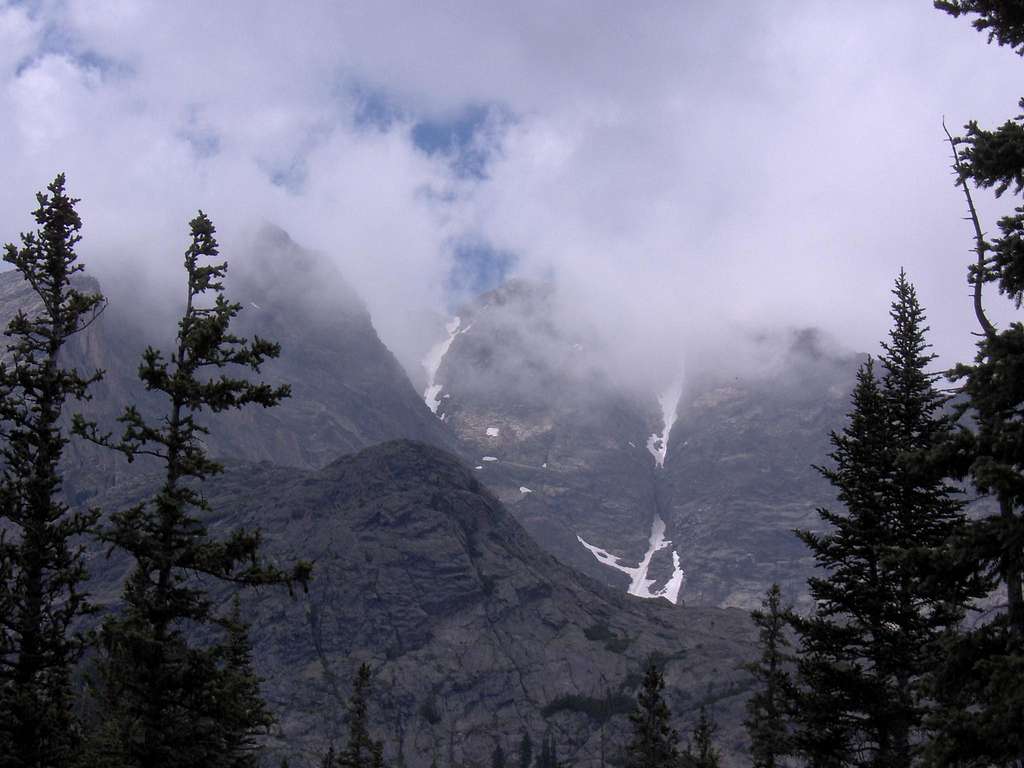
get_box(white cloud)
[0,0,1018,382]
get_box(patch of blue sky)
[412,103,511,180]
[179,128,221,160]
[349,82,403,132]
[447,239,517,306]
[177,105,222,160]
[262,121,335,194]
[15,18,132,80]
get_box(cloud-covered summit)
[0,1,1018,380]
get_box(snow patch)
[577,514,685,604]
[422,317,471,414]
[486,427,500,437]
[646,379,684,469]
[519,487,533,494]
[474,465,483,470]
[482,456,499,462]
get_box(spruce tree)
[744,584,795,768]
[685,706,720,768]
[0,174,105,768]
[518,731,533,768]
[792,273,975,767]
[75,211,308,768]
[214,596,275,768]
[535,732,560,768]
[491,742,507,768]
[929,4,1024,764]
[337,664,385,768]
[624,660,680,768]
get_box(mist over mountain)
[0,205,986,766]
[2,224,861,612]
[419,278,859,610]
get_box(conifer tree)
[744,584,795,768]
[518,731,533,768]
[929,4,1024,763]
[685,706,720,768]
[0,174,105,768]
[491,742,507,768]
[76,211,308,768]
[336,664,385,768]
[792,273,975,767]
[214,596,275,768]
[624,660,680,768]
[535,732,560,768]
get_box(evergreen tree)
[0,174,105,768]
[792,273,975,767]
[214,596,275,768]
[535,732,560,768]
[929,4,1024,764]
[624,660,680,768]
[684,706,720,768]
[744,584,795,768]
[338,664,385,768]
[518,731,533,768]
[491,742,507,768]
[75,211,308,767]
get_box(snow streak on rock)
[422,317,470,414]
[646,379,683,469]
[519,486,533,494]
[486,427,500,437]
[577,514,685,604]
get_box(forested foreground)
[1,3,1023,767]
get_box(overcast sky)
[0,1,1019,383]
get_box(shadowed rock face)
[426,281,668,593]
[0,227,454,501]
[2,237,856,610]
[84,440,758,768]
[659,346,858,611]
[0,239,850,760]
[427,280,860,610]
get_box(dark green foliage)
[0,174,105,768]
[936,1,1024,53]
[419,692,442,725]
[336,664,385,768]
[583,624,632,654]
[540,691,633,722]
[491,742,507,768]
[684,706,720,768]
[929,5,1024,765]
[216,596,275,768]
[518,731,533,768]
[535,732,560,768]
[75,211,309,768]
[792,273,976,767]
[624,660,680,768]
[744,584,795,768]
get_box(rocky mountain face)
[424,281,859,611]
[659,334,858,610]
[2,237,853,613]
[0,231,859,764]
[0,226,454,501]
[83,440,758,768]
